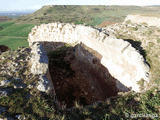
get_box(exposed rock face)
[0,48,57,119]
[30,43,54,93]
[125,15,160,27]
[37,75,52,92]
[48,44,122,107]
[28,23,150,92]
[0,48,50,93]
[102,22,160,90]
[30,43,48,75]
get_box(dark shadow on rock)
[39,42,66,52]
[124,39,150,67]
[124,39,146,58]
[40,41,130,108]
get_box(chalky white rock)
[28,22,150,92]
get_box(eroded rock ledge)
[125,15,160,27]
[28,22,150,94]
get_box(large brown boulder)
[0,45,10,54]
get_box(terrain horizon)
[0,5,160,120]
[0,5,160,49]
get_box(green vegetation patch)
[64,88,160,120]
[0,36,28,50]
[0,22,34,50]
[15,6,160,26]
[157,38,160,43]
[0,87,61,120]
[0,22,14,30]
[0,23,34,37]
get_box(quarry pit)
[28,23,150,108]
[47,42,123,108]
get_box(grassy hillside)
[1,5,160,49]
[15,5,160,26]
[0,22,34,50]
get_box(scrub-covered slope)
[0,16,159,120]
[0,47,159,120]
[102,15,160,87]
[15,5,160,26]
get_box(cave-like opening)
[44,42,129,108]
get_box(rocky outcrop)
[125,15,160,27]
[30,43,48,75]
[102,22,160,90]
[28,23,150,92]
[0,48,42,92]
[30,43,54,93]
[0,48,57,119]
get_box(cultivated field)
[0,22,34,49]
[0,5,160,49]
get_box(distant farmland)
[0,16,11,22]
[1,6,160,49]
[16,5,160,26]
[0,22,34,50]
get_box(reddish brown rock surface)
[98,21,116,27]
[48,45,119,108]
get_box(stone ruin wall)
[28,22,150,93]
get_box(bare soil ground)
[48,46,118,108]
